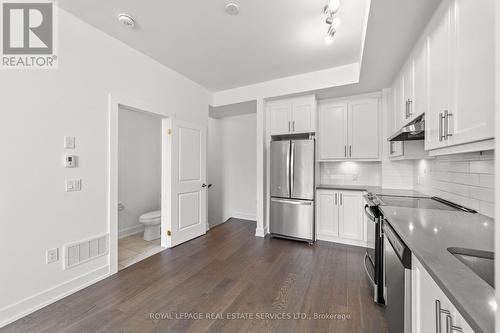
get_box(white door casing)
[168,119,207,247]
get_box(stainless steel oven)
[363,194,385,304]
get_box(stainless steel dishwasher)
[383,220,412,333]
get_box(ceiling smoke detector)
[118,14,135,28]
[225,3,240,15]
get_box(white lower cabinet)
[412,254,474,333]
[316,190,366,246]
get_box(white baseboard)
[316,234,370,248]
[0,265,110,328]
[255,227,268,237]
[231,212,257,221]
[118,225,144,239]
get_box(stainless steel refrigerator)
[270,138,315,243]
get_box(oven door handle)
[363,253,376,286]
[364,204,377,222]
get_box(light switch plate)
[64,136,75,149]
[65,179,82,192]
[46,248,59,264]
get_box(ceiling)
[315,0,440,99]
[58,0,370,91]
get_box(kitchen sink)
[448,248,494,288]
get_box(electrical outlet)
[46,248,59,264]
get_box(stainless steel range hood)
[388,113,425,142]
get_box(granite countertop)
[379,206,495,333]
[316,184,424,198]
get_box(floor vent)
[64,234,108,269]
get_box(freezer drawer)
[270,197,314,241]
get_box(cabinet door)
[318,102,348,160]
[412,255,447,333]
[269,102,292,136]
[292,98,315,134]
[413,38,428,119]
[402,60,414,122]
[316,191,339,237]
[448,0,494,146]
[338,191,363,241]
[393,77,406,130]
[348,99,379,159]
[426,0,452,150]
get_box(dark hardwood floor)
[3,219,387,333]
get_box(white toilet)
[139,210,161,241]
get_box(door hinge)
[166,230,172,236]
[167,128,172,135]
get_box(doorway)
[109,95,208,274]
[117,106,164,270]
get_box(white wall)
[208,114,257,225]
[118,108,161,238]
[0,8,211,327]
[414,152,495,217]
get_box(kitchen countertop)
[316,184,424,197]
[379,205,495,333]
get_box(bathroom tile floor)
[118,233,164,270]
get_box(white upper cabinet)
[413,38,428,119]
[422,0,494,152]
[318,98,380,161]
[402,60,414,123]
[448,0,495,146]
[318,102,348,160]
[348,99,380,159]
[426,0,452,151]
[269,102,292,136]
[268,95,316,136]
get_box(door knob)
[208,184,213,188]
[202,183,207,188]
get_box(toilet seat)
[139,210,161,223]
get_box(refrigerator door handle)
[286,141,291,197]
[271,198,312,205]
[290,142,295,196]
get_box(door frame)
[108,94,173,274]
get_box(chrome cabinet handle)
[444,110,452,139]
[435,300,451,333]
[288,121,291,132]
[446,314,463,333]
[439,112,446,142]
[349,145,352,157]
[390,142,393,155]
[292,121,295,132]
[340,193,343,205]
[408,100,413,117]
[344,145,347,157]
[335,193,337,205]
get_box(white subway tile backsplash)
[414,151,495,217]
[470,160,495,174]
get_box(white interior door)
[168,119,207,247]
